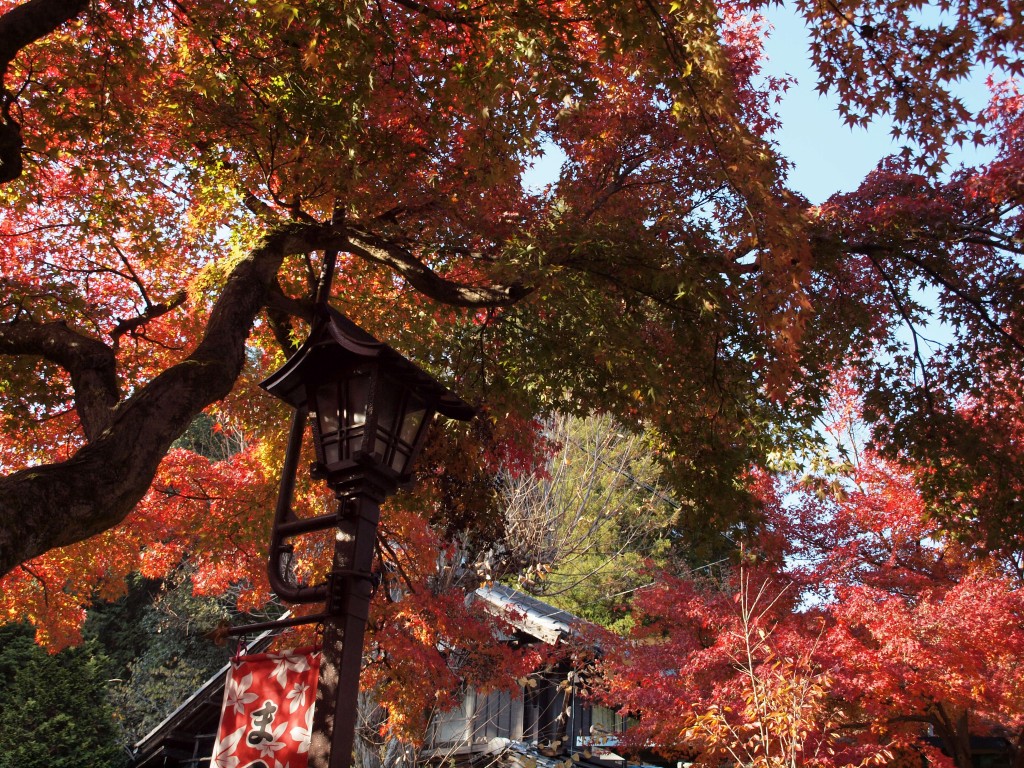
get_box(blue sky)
[761,5,997,203]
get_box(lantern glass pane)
[389,445,410,473]
[344,371,371,459]
[373,378,401,465]
[400,401,426,445]
[315,383,342,465]
[345,374,370,428]
[325,441,340,465]
[316,385,340,432]
[388,391,426,473]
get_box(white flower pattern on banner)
[254,722,289,759]
[287,680,311,714]
[290,702,315,754]
[225,671,259,714]
[210,725,246,768]
[270,650,312,690]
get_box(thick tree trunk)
[0,223,330,578]
[932,705,973,768]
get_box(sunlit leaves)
[1,3,1023,738]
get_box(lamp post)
[259,304,473,768]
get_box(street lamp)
[259,303,473,768]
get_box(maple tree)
[0,0,816,583]
[0,0,1023,736]
[780,454,1024,768]
[594,568,889,768]
[594,384,1024,768]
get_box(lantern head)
[260,307,473,490]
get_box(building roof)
[131,626,281,767]
[473,584,580,645]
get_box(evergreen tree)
[0,623,126,768]
[86,572,236,744]
[500,413,687,630]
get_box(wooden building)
[132,585,634,768]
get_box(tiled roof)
[473,584,580,644]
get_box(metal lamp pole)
[258,296,473,768]
[306,483,385,768]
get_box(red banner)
[211,646,321,768]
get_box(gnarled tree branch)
[0,221,337,578]
[111,290,188,348]
[346,229,532,307]
[0,317,119,439]
[0,214,539,578]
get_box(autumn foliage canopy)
[1,0,1024,743]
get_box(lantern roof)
[260,305,475,421]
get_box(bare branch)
[346,229,532,308]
